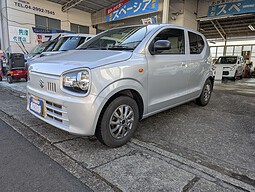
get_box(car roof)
[104,24,206,39]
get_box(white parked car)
[27,34,95,62]
[215,56,245,79]
[27,24,214,147]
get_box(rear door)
[187,31,207,97]
[145,27,189,113]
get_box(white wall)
[197,0,212,18]
[168,0,198,30]
[7,0,93,53]
[183,0,198,30]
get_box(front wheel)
[7,76,13,84]
[96,96,139,148]
[196,79,212,106]
[232,71,237,81]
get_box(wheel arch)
[93,80,146,135]
[99,88,144,121]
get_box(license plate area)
[29,96,44,116]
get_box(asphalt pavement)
[0,118,92,192]
[0,78,254,192]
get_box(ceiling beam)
[62,0,84,12]
[104,0,114,4]
[84,0,105,8]
[210,20,226,40]
[215,20,226,36]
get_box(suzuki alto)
[27,24,214,147]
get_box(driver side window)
[151,28,185,54]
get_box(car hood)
[29,50,133,76]
[215,63,237,67]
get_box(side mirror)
[151,40,171,55]
[154,40,171,50]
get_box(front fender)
[90,79,147,134]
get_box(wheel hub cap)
[109,104,134,139]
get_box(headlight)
[62,70,90,95]
[230,65,237,71]
[27,66,33,82]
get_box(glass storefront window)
[252,45,255,54]
[210,47,217,59]
[234,46,242,56]
[226,46,234,56]
[243,46,252,51]
[217,47,224,57]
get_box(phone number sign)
[14,0,55,15]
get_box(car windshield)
[52,36,85,51]
[79,25,156,51]
[215,57,237,64]
[30,41,55,54]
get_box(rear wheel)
[7,76,13,84]
[196,79,212,106]
[96,96,139,148]
[239,72,243,79]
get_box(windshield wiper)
[108,45,134,50]
[78,47,108,50]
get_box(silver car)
[27,24,214,147]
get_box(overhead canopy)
[198,14,255,40]
[47,0,119,13]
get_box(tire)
[232,71,237,81]
[7,76,13,84]
[96,96,139,148]
[196,79,212,106]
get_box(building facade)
[0,0,95,53]
[1,0,201,54]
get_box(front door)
[146,28,189,113]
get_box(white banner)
[9,26,30,43]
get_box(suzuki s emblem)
[39,79,44,88]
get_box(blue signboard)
[32,27,73,34]
[106,0,159,22]
[208,0,255,17]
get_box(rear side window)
[188,32,204,54]
[52,37,81,51]
[77,37,86,46]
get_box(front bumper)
[222,68,236,78]
[27,85,105,136]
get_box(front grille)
[45,101,69,126]
[223,71,229,75]
[47,82,57,93]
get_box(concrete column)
[162,0,170,24]
[223,35,227,56]
[0,0,3,49]
[0,0,10,52]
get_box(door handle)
[182,63,188,67]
